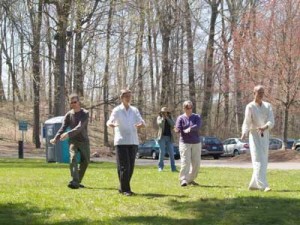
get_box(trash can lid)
[44,116,65,124]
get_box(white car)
[222,138,250,156]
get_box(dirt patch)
[229,150,300,162]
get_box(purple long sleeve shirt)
[175,113,201,144]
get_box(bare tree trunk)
[27,0,43,148]
[103,0,114,146]
[146,1,155,110]
[117,17,125,91]
[0,43,6,102]
[136,1,145,114]
[201,0,220,135]
[153,29,160,105]
[46,10,53,116]
[49,0,72,116]
[184,0,196,111]
[20,34,27,101]
[74,29,83,96]
[221,1,230,134]
[155,0,178,107]
[179,29,184,103]
[1,42,23,102]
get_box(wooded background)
[0,0,299,148]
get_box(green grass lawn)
[0,158,299,225]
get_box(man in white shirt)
[241,85,274,192]
[107,89,145,196]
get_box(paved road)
[93,157,300,170]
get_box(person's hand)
[135,122,144,128]
[174,127,179,133]
[108,122,118,128]
[183,127,191,133]
[257,126,267,137]
[60,132,69,141]
[50,138,56,145]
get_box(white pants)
[249,131,269,189]
[179,142,201,183]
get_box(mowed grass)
[0,159,299,225]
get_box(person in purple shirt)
[174,100,202,187]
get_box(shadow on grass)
[137,193,187,199]
[111,196,300,225]
[0,203,95,225]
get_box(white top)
[242,100,274,135]
[106,103,145,146]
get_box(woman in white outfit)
[241,85,274,192]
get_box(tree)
[45,0,72,116]
[27,0,43,148]
[184,0,196,111]
[238,0,300,143]
[103,0,114,146]
[201,0,221,135]
[155,0,178,107]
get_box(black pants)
[115,145,137,193]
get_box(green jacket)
[157,115,175,142]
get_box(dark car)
[137,139,180,160]
[200,136,224,159]
[292,139,300,151]
[285,139,295,149]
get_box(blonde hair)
[183,100,193,109]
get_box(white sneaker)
[264,187,271,192]
[158,168,163,172]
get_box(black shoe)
[68,182,79,189]
[79,184,85,188]
[180,181,187,187]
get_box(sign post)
[18,121,28,159]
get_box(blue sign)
[19,121,28,131]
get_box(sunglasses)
[70,101,78,104]
[185,106,192,110]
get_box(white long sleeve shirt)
[106,103,145,146]
[242,101,274,135]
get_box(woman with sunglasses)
[174,100,202,187]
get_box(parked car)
[269,138,284,150]
[200,136,224,159]
[222,138,250,156]
[285,138,295,150]
[137,139,180,160]
[292,139,300,151]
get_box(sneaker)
[180,181,187,187]
[188,181,199,186]
[79,184,85,188]
[123,191,135,196]
[68,182,79,189]
[158,168,163,172]
[264,187,271,192]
